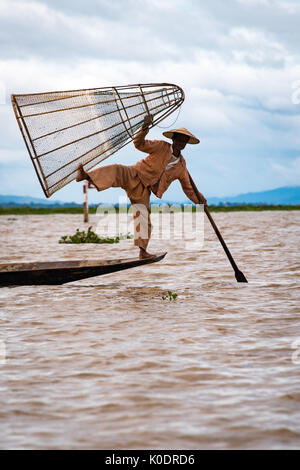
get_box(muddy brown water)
[0,211,299,449]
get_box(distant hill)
[1,186,299,207]
[0,194,81,208]
[157,186,300,206]
[206,186,300,206]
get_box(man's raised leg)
[131,201,156,259]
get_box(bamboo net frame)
[11,83,184,197]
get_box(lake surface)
[0,211,299,449]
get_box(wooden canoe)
[0,252,167,286]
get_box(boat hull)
[0,253,167,286]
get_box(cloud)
[0,0,300,201]
[2,0,300,64]
[271,156,300,185]
[0,0,218,62]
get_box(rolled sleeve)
[133,128,161,154]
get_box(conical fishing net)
[11,83,184,197]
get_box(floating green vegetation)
[59,226,133,244]
[162,290,178,301]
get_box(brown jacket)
[133,128,199,204]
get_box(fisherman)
[76,115,207,259]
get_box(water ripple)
[0,212,299,449]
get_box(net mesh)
[11,83,184,197]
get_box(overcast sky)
[0,0,300,203]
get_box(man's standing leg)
[130,192,154,258]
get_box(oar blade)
[235,270,248,283]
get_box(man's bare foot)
[76,163,88,182]
[139,248,156,260]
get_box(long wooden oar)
[188,172,248,283]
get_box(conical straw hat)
[162,127,200,144]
